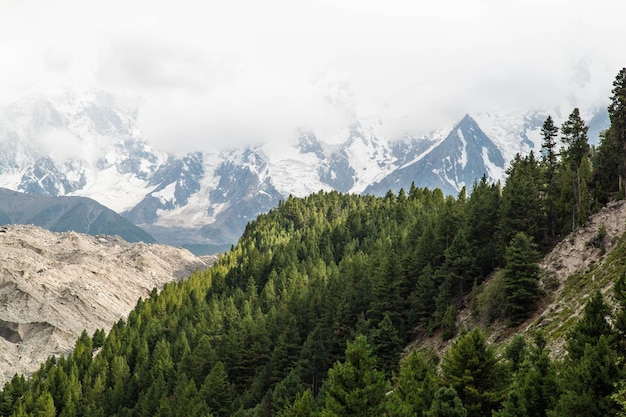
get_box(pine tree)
[561,108,590,169]
[270,370,305,416]
[541,115,559,240]
[466,176,501,276]
[386,350,439,416]
[370,313,403,377]
[427,387,468,417]
[319,335,390,417]
[502,232,541,326]
[280,389,314,417]
[496,331,557,417]
[553,291,622,416]
[200,361,235,417]
[608,68,626,192]
[564,290,614,361]
[499,152,545,252]
[441,328,504,417]
[559,108,592,231]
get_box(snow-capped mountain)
[364,114,505,196]
[0,90,609,249]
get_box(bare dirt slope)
[541,199,626,287]
[535,199,626,355]
[0,224,214,386]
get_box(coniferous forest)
[2,69,626,417]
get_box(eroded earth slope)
[0,225,213,385]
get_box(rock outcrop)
[0,224,213,385]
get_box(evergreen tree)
[280,389,314,417]
[441,328,504,417]
[466,176,501,276]
[200,361,235,417]
[370,313,403,377]
[33,391,56,417]
[427,387,468,417]
[319,335,390,417]
[499,152,545,252]
[541,115,559,240]
[552,291,622,416]
[608,67,626,192]
[496,331,557,417]
[386,350,439,416]
[270,370,305,416]
[552,337,620,417]
[502,232,541,326]
[558,108,592,232]
[561,108,590,169]
[564,290,614,361]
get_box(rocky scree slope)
[0,225,213,385]
[409,199,626,358]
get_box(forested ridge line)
[1,68,626,417]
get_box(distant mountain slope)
[0,187,155,242]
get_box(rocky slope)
[0,225,213,385]
[408,199,626,358]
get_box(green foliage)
[499,152,545,252]
[497,331,558,417]
[386,350,439,416]
[319,335,390,417]
[441,328,504,417]
[502,232,541,325]
[551,291,622,417]
[441,304,457,341]
[427,386,468,417]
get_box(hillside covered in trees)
[1,69,626,417]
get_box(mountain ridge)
[0,89,610,248]
[0,187,155,242]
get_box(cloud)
[1,0,624,155]
[34,127,84,162]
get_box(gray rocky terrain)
[0,224,214,386]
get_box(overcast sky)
[0,0,624,153]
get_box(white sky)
[0,0,624,153]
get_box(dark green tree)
[561,108,590,169]
[552,291,622,416]
[608,67,626,193]
[541,115,559,240]
[502,232,541,326]
[441,328,504,417]
[200,361,235,417]
[427,387,468,417]
[466,176,501,276]
[496,331,557,417]
[319,335,390,417]
[564,290,614,361]
[370,313,403,377]
[499,152,545,252]
[386,350,439,416]
[270,370,305,416]
[557,108,593,233]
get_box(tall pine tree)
[502,232,541,326]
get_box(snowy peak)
[363,114,505,196]
[0,89,610,249]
